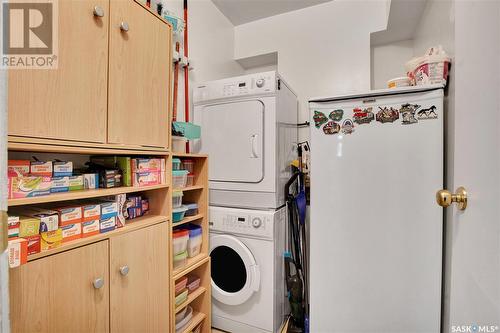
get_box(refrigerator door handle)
[250,134,259,158]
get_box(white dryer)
[193,71,298,209]
[209,206,287,333]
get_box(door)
[10,241,109,332]
[8,0,108,143]
[443,3,500,331]
[199,100,264,183]
[309,88,443,332]
[110,223,169,333]
[210,234,260,306]
[108,0,170,149]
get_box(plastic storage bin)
[182,159,195,174]
[175,306,193,332]
[172,158,182,171]
[173,229,189,255]
[175,288,189,307]
[186,224,202,258]
[172,136,187,153]
[172,190,184,209]
[186,173,195,187]
[172,205,188,223]
[173,250,188,270]
[184,203,199,217]
[175,276,188,294]
[172,170,189,188]
[186,275,201,293]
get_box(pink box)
[132,171,161,187]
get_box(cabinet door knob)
[120,22,129,32]
[93,277,104,289]
[93,6,104,17]
[119,265,130,276]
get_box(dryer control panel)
[193,71,277,103]
[209,206,280,240]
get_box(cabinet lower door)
[10,241,110,333]
[8,0,108,143]
[108,0,171,149]
[110,223,169,333]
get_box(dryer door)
[210,234,261,306]
[198,100,264,183]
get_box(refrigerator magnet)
[329,109,344,121]
[341,119,354,134]
[400,103,420,125]
[417,105,438,120]
[323,121,340,135]
[353,107,375,125]
[313,111,328,128]
[376,107,399,123]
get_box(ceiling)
[212,0,333,26]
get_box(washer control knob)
[256,78,265,88]
[252,217,262,228]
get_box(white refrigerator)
[309,85,444,332]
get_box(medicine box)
[61,223,82,243]
[51,176,70,193]
[8,160,30,177]
[8,215,20,238]
[53,206,82,226]
[19,216,41,238]
[9,176,51,198]
[53,161,73,177]
[102,194,126,228]
[99,201,117,220]
[69,175,84,191]
[132,158,162,172]
[41,229,63,250]
[83,173,99,189]
[132,171,161,187]
[8,238,28,268]
[82,220,100,238]
[30,160,53,177]
[25,235,41,255]
[100,216,116,233]
[81,203,101,222]
[15,207,59,233]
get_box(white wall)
[234,0,389,140]
[370,39,414,89]
[164,0,244,121]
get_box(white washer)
[210,206,287,333]
[193,71,298,209]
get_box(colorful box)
[30,160,53,177]
[19,216,41,237]
[8,215,20,238]
[81,203,101,222]
[90,156,131,187]
[61,223,82,243]
[100,216,116,233]
[41,229,63,250]
[8,238,28,268]
[99,201,117,220]
[69,175,84,191]
[25,235,41,255]
[51,176,70,193]
[53,206,82,226]
[102,194,126,227]
[9,176,51,198]
[15,207,59,233]
[132,171,161,187]
[83,173,99,189]
[82,220,100,238]
[8,160,30,177]
[132,158,162,172]
[53,161,73,177]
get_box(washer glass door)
[210,234,260,305]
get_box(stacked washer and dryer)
[193,71,298,333]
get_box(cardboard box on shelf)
[83,173,99,189]
[41,229,63,250]
[102,194,126,228]
[132,171,161,187]
[51,176,70,193]
[82,220,100,238]
[52,206,82,226]
[19,216,41,238]
[30,160,53,177]
[99,201,117,220]
[8,238,28,268]
[100,216,116,233]
[9,176,51,198]
[25,235,41,255]
[13,207,59,233]
[68,175,84,191]
[80,203,101,222]
[53,161,73,177]
[8,215,20,238]
[61,223,82,243]
[8,160,30,177]
[131,158,162,173]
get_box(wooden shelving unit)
[170,153,211,333]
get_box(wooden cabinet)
[110,222,169,332]
[108,0,171,149]
[10,240,110,333]
[8,0,109,143]
[8,0,172,150]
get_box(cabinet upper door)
[8,0,109,143]
[10,240,110,333]
[108,1,171,149]
[110,222,169,332]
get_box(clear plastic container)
[175,305,193,332]
[172,205,188,223]
[186,275,201,293]
[175,276,188,294]
[172,136,187,153]
[172,190,184,209]
[173,250,188,270]
[186,173,195,187]
[175,288,189,307]
[184,203,199,217]
[182,159,195,174]
[172,170,189,188]
[173,230,189,255]
[172,158,182,171]
[186,224,202,258]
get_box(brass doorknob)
[436,187,467,211]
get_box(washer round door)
[210,234,261,306]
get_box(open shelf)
[174,185,203,192]
[8,184,169,207]
[173,254,209,280]
[178,311,206,333]
[172,214,203,228]
[175,287,207,314]
[172,152,208,158]
[27,214,168,261]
